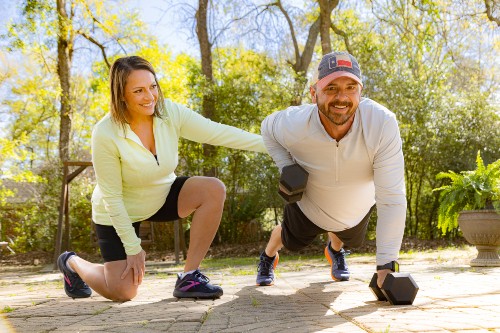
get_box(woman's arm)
[92,124,142,256]
[167,100,267,153]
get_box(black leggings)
[94,176,189,262]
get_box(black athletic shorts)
[281,203,375,251]
[94,176,190,262]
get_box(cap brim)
[316,71,363,90]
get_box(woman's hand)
[121,249,146,285]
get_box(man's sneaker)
[57,251,92,298]
[173,269,223,299]
[256,252,279,286]
[324,242,350,281]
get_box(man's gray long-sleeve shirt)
[261,98,406,265]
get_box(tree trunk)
[196,0,217,177]
[318,0,339,54]
[289,17,320,105]
[56,0,73,251]
[273,1,338,105]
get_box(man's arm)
[261,111,294,170]
[373,114,407,268]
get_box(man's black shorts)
[94,176,190,262]
[281,203,375,251]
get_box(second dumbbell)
[279,164,309,203]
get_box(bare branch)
[484,0,500,26]
[80,2,127,58]
[331,23,352,54]
[211,6,258,45]
[77,31,111,69]
[273,1,300,63]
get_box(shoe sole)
[173,290,223,299]
[256,253,279,286]
[64,290,92,299]
[324,247,349,282]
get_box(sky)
[128,0,197,55]
[0,0,196,55]
[0,0,199,133]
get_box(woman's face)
[123,69,158,121]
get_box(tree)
[195,0,218,177]
[365,0,500,238]
[3,0,153,255]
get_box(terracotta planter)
[458,209,500,267]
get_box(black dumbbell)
[279,164,309,203]
[369,272,419,305]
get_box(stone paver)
[1,247,500,332]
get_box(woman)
[57,56,267,301]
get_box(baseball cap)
[314,51,363,90]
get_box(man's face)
[312,76,362,126]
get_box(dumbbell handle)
[369,273,387,301]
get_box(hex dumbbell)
[278,164,309,203]
[369,272,419,305]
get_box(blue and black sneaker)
[57,251,92,298]
[173,269,223,299]
[256,252,279,286]
[324,242,350,281]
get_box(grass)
[250,296,261,307]
[1,306,14,313]
[92,306,112,315]
[190,245,477,275]
[196,254,332,276]
[200,308,213,324]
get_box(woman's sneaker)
[173,269,223,299]
[57,251,92,298]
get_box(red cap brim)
[316,71,363,90]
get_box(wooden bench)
[0,241,15,255]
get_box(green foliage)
[1,0,499,253]
[433,151,500,234]
[175,48,291,243]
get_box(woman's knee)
[109,284,138,302]
[204,177,226,201]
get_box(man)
[257,51,406,289]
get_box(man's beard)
[317,100,355,126]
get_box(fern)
[433,151,500,234]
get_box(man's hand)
[376,268,392,288]
[121,249,146,285]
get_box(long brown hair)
[109,56,165,132]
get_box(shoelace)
[334,250,351,271]
[192,270,210,284]
[69,273,89,290]
[257,259,273,275]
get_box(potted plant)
[433,151,500,266]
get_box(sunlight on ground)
[0,314,15,333]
